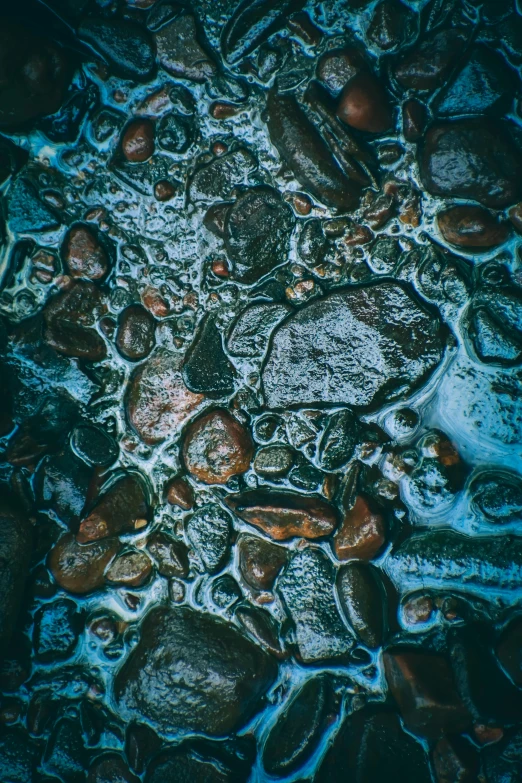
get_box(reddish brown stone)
[121,119,155,162]
[292,192,313,215]
[227,491,338,541]
[126,351,204,444]
[437,206,510,249]
[147,531,189,578]
[238,534,288,591]
[210,101,241,119]
[403,595,434,625]
[182,408,253,484]
[141,286,170,317]
[403,99,427,142]
[48,533,121,594]
[43,281,107,361]
[165,476,194,509]
[337,72,392,133]
[116,304,155,361]
[333,494,386,561]
[77,475,149,543]
[154,180,176,201]
[62,225,109,281]
[384,650,471,737]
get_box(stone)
[165,477,194,509]
[496,617,522,685]
[266,91,362,211]
[431,736,479,783]
[147,531,189,578]
[237,534,288,591]
[0,729,38,783]
[262,282,445,410]
[156,15,215,82]
[367,0,415,52]
[44,717,89,782]
[77,474,148,543]
[126,350,204,444]
[71,424,119,467]
[437,206,510,249]
[0,23,71,129]
[105,550,152,587]
[221,0,305,62]
[48,533,121,594]
[154,180,176,201]
[61,224,109,280]
[33,598,81,663]
[182,315,236,395]
[419,119,522,208]
[8,176,61,233]
[125,723,161,776]
[78,17,155,81]
[470,471,522,522]
[182,408,253,484]
[383,649,471,737]
[262,676,334,776]
[318,409,358,471]
[121,119,155,163]
[35,449,92,527]
[189,148,257,203]
[87,753,139,783]
[115,606,277,735]
[235,606,285,658]
[333,494,386,561]
[43,281,107,361]
[211,574,242,609]
[227,491,338,541]
[116,305,155,361]
[317,48,365,94]
[277,547,354,663]
[254,445,294,478]
[224,188,294,285]
[395,28,469,91]
[468,281,522,366]
[0,501,33,649]
[39,83,98,145]
[316,707,432,783]
[144,746,240,783]
[403,99,427,141]
[185,503,232,574]
[336,562,386,648]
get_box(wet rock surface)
[2,1,522,780]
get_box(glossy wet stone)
[155,15,215,83]
[185,503,232,573]
[115,606,277,735]
[87,753,139,783]
[33,599,81,662]
[227,491,338,540]
[116,305,155,361]
[395,28,469,90]
[48,533,121,594]
[336,562,386,647]
[147,531,189,578]
[333,494,387,561]
[182,314,236,395]
[71,424,118,468]
[337,72,393,133]
[78,18,155,81]
[77,474,148,543]
[182,408,253,484]
[43,281,107,361]
[105,550,152,587]
[235,606,286,658]
[437,206,510,249]
[121,119,155,163]
[262,282,445,409]
[238,534,288,591]
[61,224,109,281]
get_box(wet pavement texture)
[1,0,522,780]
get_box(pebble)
[105,550,152,587]
[333,494,387,561]
[337,72,393,133]
[147,531,189,578]
[61,224,109,280]
[156,15,215,82]
[182,408,254,484]
[116,304,156,361]
[121,119,155,163]
[238,534,288,591]
[437,205,510,248]
[165,476,194,509]
[316,48,365,93]
[48,533,121,594]
[77,474,149,543]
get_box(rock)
[317,48,365,94]
[0,729,38,783]
[44,717,89,783]
[467,280,522,366]
[35,449,92,527]
[182,315,236,395]
[266,91,362,211]
[7,176,61,233]
[126,350,204,444]
[262,282,445,409]
[88,753,139,783]
[0,501,33,649]
[211,574,242,609]
[0,23,71,129]
[403,99,427,141]
[115,606,277,735]
[385,529,522,595]
[125,723,161,776]
[383,649,471,737]
[434,45,518,118]
[78,17,155,81]
[105,550,152,587]
[316,707,432,783]
[165,477,194,509]
[277,547,354,663]
[336,562,386,648]
[156,15,215,82]
[61,224,109,281]
[147,531,189,578]
[189,148,257,203]
[182,409,253,484]
[77,475,149,543]
[470,471,522,522]
[254,445,294,478]
[237,534,288,591]
[367,0,416,51]
[43,281,107,361]
[48,533,121,594]
[39,82,98,144]
[496,616,522,685]
[157,112,195,154]
[262,676,334,776]
[419,119,522,208]
[116,305,155,361]
[145,746,240,783]
[431,735,479,783]
[437,206,510,249]
[154,180,176,201]
[221,0,305,62]
[33,598,81,662]
[226,491,338,541]
[395,28,468,91]
[223,188,294,285]
[121,119,155,163]
[318,409,358,471]
[333,494,386,561]
[71,424,119,467]
[185,503,232,573]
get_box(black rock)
[0,729,38,783]
[35,449,92,527]
[70,424,119,467]
[183,314,235,395]
[39,83,99,144]
[44,717,89,783]
[7,177,61,234]
[78,18,156,81]
[185,503,232,574]
[0,499,33,650]
[317,409,358,471]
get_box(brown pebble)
[292,192,313,215]
[333,494,386,561]
[227,491,338,541]
[238,534,288,591]
[337,72,392,133]
[116,304,155,361]
[211,258,230,277]
[62,224,109,281]
[48,533,121,594]
[210,101,241,120]
[182,408,254,484]
[121,119,155,162]
[89,616,118,643]
[437,205,510,249]
[165,476,194,509]
[212,141,228,156]
[154,180,176,201]
[403,99,427,142]
[148,531,189,578]
[105,550,152,587]
[473,724,504,746]
[77,475,149,543]
[403,595,433,624]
